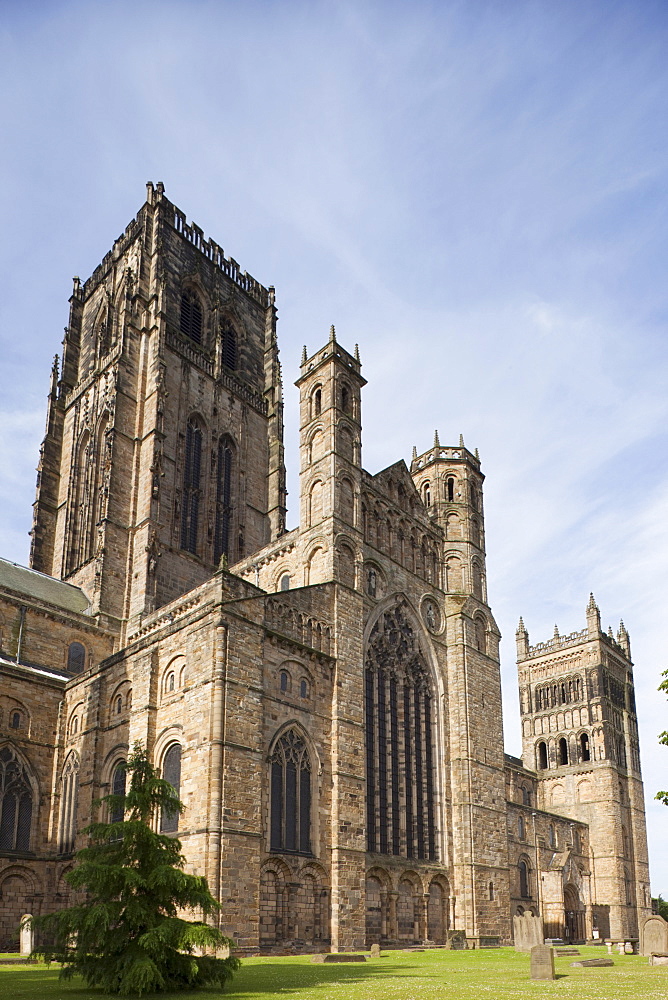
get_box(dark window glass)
[58,754,78,853]
[181,420,202,554]
[280,671,288,693]
[160,744,181,833]
[519,860,530,898]
[580,733,590,762]
[269,730,311,854]
[300,679,308,698]
[0,747,33,853]
[180,292,202,344]
[68,642,86,674]
[10,712,21,730]
[558,737,569,766]
[538,741,548,770]
[110,764,126,824]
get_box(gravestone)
[530,944,555,980]
[311,954,325,963]
[447,930,467,950]
[556,948,580,956]
[323,954,366,963]
[571,958,614,967]
[514,913,544,953]
[369,943,381,958]
[640,915,668,957]
[19,915,33,957]
[649,954,668,966]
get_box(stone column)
[421,893,430,942]
[380,889,388,939]
[388,891,399,942]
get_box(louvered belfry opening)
[180,291,203,344]
[181,419,202,554]
[214,437,234,563]
[365,603,437,860]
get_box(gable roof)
[0,557,90,615]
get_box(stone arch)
[307,425,325,465]
[473,612,487,653]
[445,553,463,591]
[0,866,40,951]
[338,475,355,524]
[296,861,330,946]
[563,883,585,942]
[267,722,321,856]
[427,875,451,943]
[305,542,326,584]
[109,679,131,720]
[550,783,564,806]
[58,750,79,853]
[397,872,421,942]
[365,867,391,946]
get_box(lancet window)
[221,327,237,370]
[160,744,182,833]
[180,419,202,554]
[109,762,126,824]
[180,291,202,344]
[365,603,437,860]
[270,729,311,855]
[58,752,79,853]
[0,746,33,852]
[214,436,234,563]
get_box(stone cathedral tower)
[516,597,651,940]
[0,183,651,954]
[30,181,286,637]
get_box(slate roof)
[0,556,90,614]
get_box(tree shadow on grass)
[225,959,415,998]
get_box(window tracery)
[181,418,202,554]
[365,603,437,861]
[270,730,311,854]
[0,746,33,852]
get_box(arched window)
[489,881,494,901]
[300,679,309,699]
[365,603,438,861]
[548,824,556,848]
[270,730,311,854]
[180,418,202,554]
[558,737,569,766]
[519,860,530,899]
[0,746,33,852]
[58,753,79,853]
[280,671,289,693]
[160,744,182,833]
[580,732,590,762]
[423,482,431,507]
[221,327,237,370]
[115,695,123,715]
[279,574,290,592]
[521,785,531,806]
[109,762,126,824]
[537,741,548,770]
[446,477,455,502]
[214,437,234,563]
[166,672,175,693]
[9,712,22,730]
[518,815,525,840]
[474,615,487,653]
[340,383,350,414]
[67,642,86,674]
[313,387,322,417]
[180,291,202,344]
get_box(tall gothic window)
[180,292,202,344]
[0,746,33,852]
[365,603,437,860]
[160,744,182,834]
[221,327,237,370]
[58,753,79,853]
[214,436,234,563]
[109,762,126,824]
[270,730,311,854]
[181,419,202,554]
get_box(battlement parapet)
[411,445,480,473]
[527,627,588,656]
[171,206,270,308]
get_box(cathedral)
[0,183,651,952]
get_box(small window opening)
[167,672,175,692]
[537,741,548,770]
[519,860,530,898]
[423,482,431,507]
[580,732,590,762]
[489,881,494,901]
[67,642,86,674]
[71,716,79,735]
[280,574,290,592]
[558,737,569,766]
[10,711,21,729]
[115,696,123,715]
[221,327,237,370]
[300,679,308,698]
[314,388,322,416]
[341,384,350,413]
[518,815,525,840]
[280,671,288,693]
[548,824,556,848]
[447,477,455,502]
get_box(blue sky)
[1,0,667,889]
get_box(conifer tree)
[30,744,239,996]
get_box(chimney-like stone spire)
[459,433,465,448]
[516,616,529,658]
[301,345,307,365]
[434,429,440,448]
[586,592,601,637]
[617,620,631,657]
[412,445,418,461]
[553,624,560,640]
[329,324,336,343]
[354,343,360,362]
[475,447,480,460]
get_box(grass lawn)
[1,946,666,1000]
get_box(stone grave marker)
[530,944,555,980]
[323,954,366,963]
[19,915,33,957]
[369,943,381,958]
[571,958,614,967]
[640,915,668,957]
[649,954,668,966]
[514,913,544,953]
